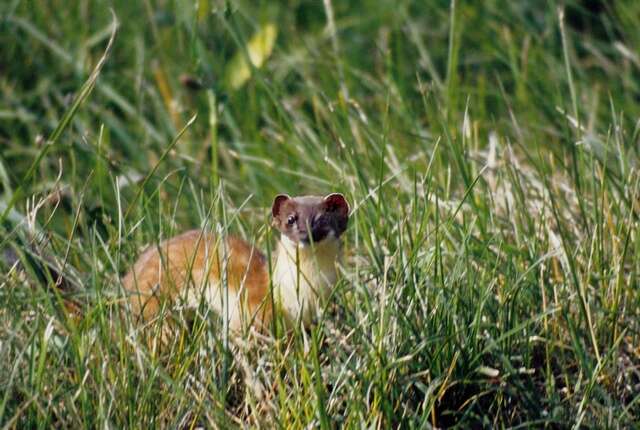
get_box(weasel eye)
[287,215,297,226]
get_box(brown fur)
[271,194,349,244]
[122,193,349,335]
[122,230,271,329]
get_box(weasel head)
[271,193,349,247]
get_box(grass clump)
[1,0,639,427]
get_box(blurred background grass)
[1,0,639,427]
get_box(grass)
[1,0,639,427]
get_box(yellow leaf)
[226,23,277,89]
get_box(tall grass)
[1,0,639,427]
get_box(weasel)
[122,193,349,333]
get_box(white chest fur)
[273,235,341,326]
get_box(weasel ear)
[323,193,350,217]
[271,194,291,219]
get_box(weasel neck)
[273,235,341,326]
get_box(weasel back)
[122,230,271,330]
